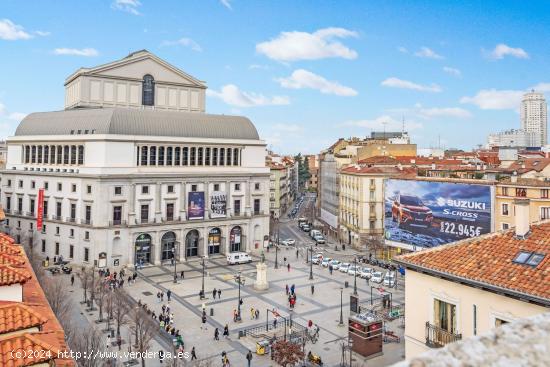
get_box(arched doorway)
[208,228,221,255]
[229,226,242,252]
[135,233,152,265]
[161,231,176,261]
[185,230,199,257]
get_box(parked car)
[371,271,384,283]
[383,272,396,287]
[281,239,296,246]
[359,267,373,279]
[347,265,359,276]
[302,225,311,232]
[227,252,252,265]
[312,254,324,265]
[314,235,326,244]
[321,258,333,267]
[339,263,351,273]
[391,194,433,228]
[329,260,341,270]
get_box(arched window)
[197,147,203,166]
[44,146,49,164]
[166,147,173,166]
[78,145,84,165]
[174,147,181,165]
[141,146,148,166]
[158,147,165,166]
[24,146,30,163]
[149,146,156,165]
[233,148,239,166]
[56,146,62,164]
[142,74,155,106]
[227,148,232,166]
[219,148,225,166]
[70,145,77,165]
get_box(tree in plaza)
[128,306,158,367]
[78,266,93,304]
[111,289,130,344]
[94,278,108,322]
[69,325,106,367]
[272,340,305,367]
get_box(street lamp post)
[275,218,280,269]
[309,245,313,280]
[338,287,344,326]
[171,242,179,284]
[236,271,242,320]
[200,256,205,299]
[353,257,358,296]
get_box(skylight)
[513,251,545,267]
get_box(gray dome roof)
[15,108,260,140]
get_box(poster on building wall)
[210,191,227,218]
[36,188,44,229]
[384,179,492,248]
[188,192,205,219]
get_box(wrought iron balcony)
[109,220,127,226]
[425,322,462,348]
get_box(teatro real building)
[1,50,270,268]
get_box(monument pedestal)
[254,262,268,291]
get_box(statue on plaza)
[255,251,269,291]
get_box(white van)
[227,252,252,265]
[310,230,321,238]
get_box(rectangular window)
[182,147,188,166]
[369,220,375,229]
[113,206,122,225]
[254,183,260,190]
[18,180,23,188]
[227,148,232,166]
[85,205,91,223]
[70,146,76,164]
[158,147,165,166]
[433,299,457,334]
[234,199,241,215]
[502,187,508,196]
[515,188,526,197]
[78,145,84,165]
[233,148,239,166]
[166,203,174,221]
[41,239,46,253]
[212,148,218,166]
[214,184,220,191]
[56,226,60,235]
[7,179,11,187]
[57,146,62,164]
[166,147,173,165]
[44,182,49,190]
[235,183,241,191]
[69,229,74,238]
[69,245,74,259]
[502,203,509,216]
[30,199,35,215]
[149,147,156,165]
[87,185,92,194]
[18,197,23,212]
[502,223,509,230]
[197,147,203,165]
[56,202,62,218]
[191,184,197,191]
[114,186,122,195]
[63,146,69,164]
[6,197,10,211]
[167,185,174,193]
[190,147,196,166]
[473,305,477,336]
[205,148,211,166]
[70,203,76,220]
[142,185,149,194]
[57,182,62,191]
[541,207,550,220]
[141,204,149,223]
[542,189,549,199]
[42,224,46,233]
[55,242,60,256]
[31,181,36,189]
[84,248,89,262]
[72,184,77,192]
[254,199,261,215]
[219,148,225,166]
[85,231,90,240]
[174,147,181,165]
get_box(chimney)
[514,198,530,238]
[511,172,518,183]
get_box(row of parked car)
[288,195,306,218]
[311,253,397,287]
[298,218,326,244]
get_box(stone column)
[202,228,209,259]
[180,182,187,220]
[179,228,186,262]
[155,182,162,223]
[128,183,136,225]
[153,231,161,265]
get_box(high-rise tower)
[521,90,547,146]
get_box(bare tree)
[94,279,108,322]
[111,290,130,344]
[69,325,106,367]
[128,306,158,367]
[78,266,93,304]
[272,340,305,367]
[43,276,72,321]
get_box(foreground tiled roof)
[0,303,48,334]
[0,332,63,367]
[0,253,26,267]
[507,158,550,174]
[0,265,32,286]
[395,221,550,304]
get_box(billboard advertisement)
[188,191,205,220]
[384,179,492,248]
[210,191,227,218]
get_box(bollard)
[210,308,214,316]
[344,281,349,288]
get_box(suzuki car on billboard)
[384,179,492,248]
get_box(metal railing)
[52,215,62,221]
[425,322,462,348]
[110,219,126,226]
[66,217,77,223]
[82,219,93,225]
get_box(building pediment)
[65,50,206,88]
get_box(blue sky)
[1,0,549,154]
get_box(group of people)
[250,307,260,320]
[214,324,230,340]
[285,283,298,309]
[156,289,172,303]
[136,299,184,352]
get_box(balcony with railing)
[66,217,77,223]
[425,322,462,348]
[52,215,62,221]
[82,219,93,226]
[109,219,127,227]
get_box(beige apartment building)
[339,165,416,250]
[395,202,549,359]
[495,177,550,230]
[268,163,288,218]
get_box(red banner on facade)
[37,188,44,229]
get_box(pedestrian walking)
[191,347,197,360]
[157,292,161,303]
[311,284,315,295]
[291,284,295,294]
[250,307,255,319]
[287,263,290,272]
[233,309,237,322]
[133,273,137,283]
[255,309,260,319]
[180,270,184,279]
[246,350,253,367]
[223,324,229,338]
[70,274,75,286]
[285,284,289,295]
[273,318,278,328]
[201,314,207,330]
[160,292,164,302]
[329,265,333,275]
[167,289,172,302]
[214,327,219,340]
[218,289,222,299]
[213,288,217,299]
[296,249,299,259]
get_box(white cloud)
[531,83,550,92]
[418,107,471,119]
[341,115,423,131]
[443,66,461,77]
[0,19,33,40]
[487,43,529,60]
[276,69,358,96]
[111,0,141,15]
[460,89,524,110]
[160,38,202,52]
[206,84,290,107]
[256,27,358,62]
[397,46,408,54]
[414,46,444,59]
[0,103,5,115]
[53,48,99,57]
[35,30,50,37]
[249,64,269,70]
[8,112,27,121]
[220,0,232,9]
[381,77,442,93]
[272,123,304,133]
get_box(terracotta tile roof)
[0,332,63,366]
[507,158,550,174]
[395,221,550,305]
[498,177,550,187]
[0,266,32,286]
[0,254,26,267]
[341,165,417,176]
[0,234,15,244]
[356,156,399,165]
[0,244,23,256]
[0,303,48,334]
